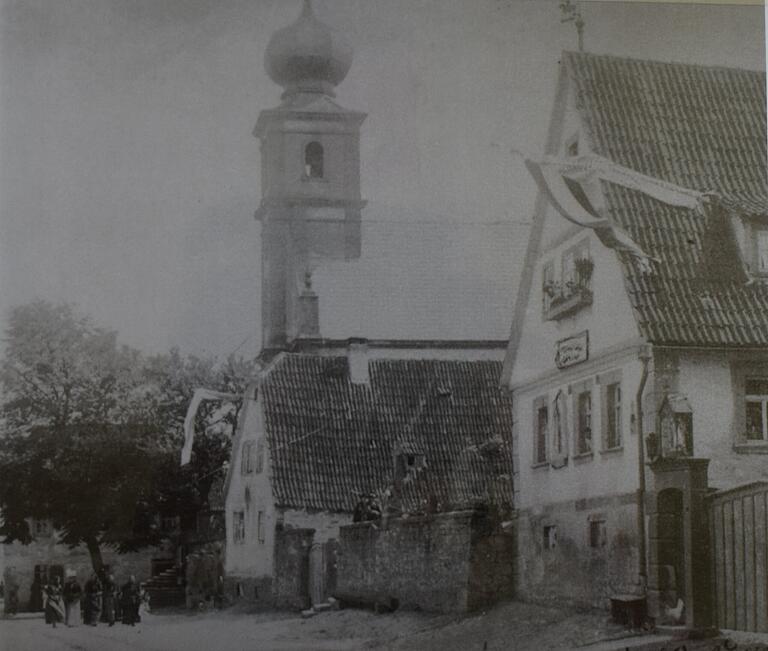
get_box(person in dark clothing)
[101,574,117,626]
[82,574,102,626]
[120,575,140,625]
[353,493,381,522]
[43,576,65,628]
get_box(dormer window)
[755,228,768,275]
[304,141,324,179]
[395,452,426,480]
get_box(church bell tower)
[256,0,366,350]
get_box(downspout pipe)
[636,344,653,593]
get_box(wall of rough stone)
[336,511,515,613]
[515,493,640,609]
[2,537,160,611]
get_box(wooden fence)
[709,481,768,632]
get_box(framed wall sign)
[555,331,589,369]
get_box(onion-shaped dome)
[265,0,353,97]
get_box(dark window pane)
[746,400,764,440]
[536,406,548,463]
[578,391,592,453]
[305,141,324,178]
[606,383,622,449]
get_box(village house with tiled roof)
[503,50,768,632]
[221,2,516,613]
[224,342,513,609]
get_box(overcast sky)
[0,0,764,358]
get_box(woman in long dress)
[43,576,65,628]
[82,573,102,626]
[120,575,140,626]
[62,575,82,627]
[101,574,117,626]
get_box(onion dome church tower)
[256,0,366,350]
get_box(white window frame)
[573,382,593,456]
[600,370,623,452]
[745,378,768,442]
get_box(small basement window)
[589,519,607,548]
[543,525,557,550]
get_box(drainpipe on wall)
[636,344,653,594]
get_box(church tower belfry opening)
[255,0,366,350]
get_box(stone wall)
[467,527,517,611]
[335,510,515,613]
[515,493,640,609]
[2,538,159,612]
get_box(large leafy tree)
[142,349,256,534]
[0,301,256,573]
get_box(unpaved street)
[0,602,640,651]
[3,603,767,651]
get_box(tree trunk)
[84,537,104,575]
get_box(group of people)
[352,493,382,522]
[42,571,148,629]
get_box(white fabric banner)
[520,152,708,267]
[181,388,240,466]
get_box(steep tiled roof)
[565,51,768,346]
[261,354,513,513]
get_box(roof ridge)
[562,49,766,76]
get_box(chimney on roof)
[296,272,320,339]
[347,338,369,385]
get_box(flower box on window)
[543,255,594,321]
[544,284,593,320]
